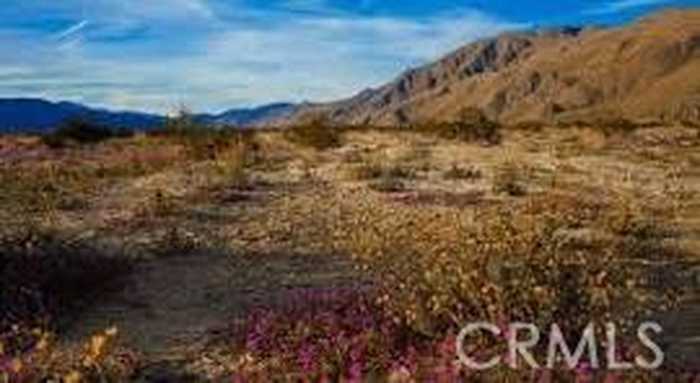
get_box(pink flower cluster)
[231,287,463,381]
[229,287,700,381]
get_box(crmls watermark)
[456,322,664,371]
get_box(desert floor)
[2,125,700,379]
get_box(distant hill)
[0,99,299,133]
[195,103,298,127]
[287,9,700,126]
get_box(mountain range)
[1,9,699,133]
[0,99,300,133]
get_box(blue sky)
[1,0,698,113]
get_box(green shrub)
[284,114,341,150]
[42,118,128,148]
[418,107,502,145]
[443,164,482,180]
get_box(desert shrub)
[418,107,502,145]
[492,160,528,196]
[284,114,341,150]
[42,118,128,149]
[443,164,482,180]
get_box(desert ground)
[1,121,700,381]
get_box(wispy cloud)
[0,1,522,113]
[585,0,672,15]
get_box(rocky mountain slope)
[290,9,700,126]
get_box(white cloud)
[585,0,671,15]
[0,3,523,113]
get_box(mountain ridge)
[286,8,700,126]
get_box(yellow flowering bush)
[344,191,685,359]
[0,326,138,382]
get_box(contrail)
[55,19,89,41]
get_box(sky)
[1,0,699,114]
